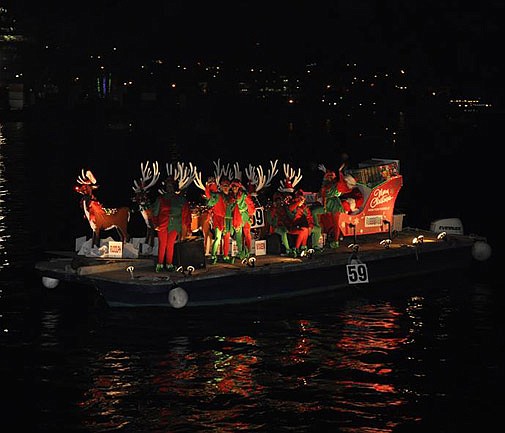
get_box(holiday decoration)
[75,169,130,247]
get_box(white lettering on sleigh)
[369,188,393,209]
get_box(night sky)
[5,1,505,88]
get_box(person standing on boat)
[205,177,236,264]
[267,191,296,255]
[151,176,192,272]
[285,189,314,257]
[319,164,345,248]
[231,179,256,260]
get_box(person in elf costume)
[231,179,256,259]
[309,204,325,252]
[205,177,236,264]
[266,191,295,255]
[338,172,364,214]
[151,176,192,272]
[319,163,346,248]
[285,189,315,257]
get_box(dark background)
[5,0,505,100]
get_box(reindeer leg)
[119,227,129,244]
[93,230,100,248]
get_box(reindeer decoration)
[278,163,303,193]
[75,169,131,248]
[131,161,160,247]
[244,159,279,199]
[163,161,197,195]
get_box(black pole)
[349,223,357,244]
[384,220,391,239]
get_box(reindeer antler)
[233,162,242,181]
[244,163,258,192]
[278,163,302,191]
[318,163,327,173]
[212,159,223,185]
[133,161,160,193]
[222,162,233,182]
[175,161,197,191]
[77,169,97,185]
[162,161,196,193]
[193,169,206,191]
[256,159,279,193]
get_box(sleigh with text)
[315,161,403,242]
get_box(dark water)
[0,114,500,432]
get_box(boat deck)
[35,228,475,287]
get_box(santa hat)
[278,179,294,193]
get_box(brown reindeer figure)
[75,169,131,248]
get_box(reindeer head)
[132,161,160,209]
[75,169,98,198]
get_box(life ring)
[168,286,188,308]
[42,276,60,289]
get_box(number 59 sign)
[251,207,265,229]
[346,263,369,284]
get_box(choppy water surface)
[2,279,501,433]
[0,118,500,432]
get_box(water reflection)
[65,297,437,432]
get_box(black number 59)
[346,263,369,284]
[251,207,264,228]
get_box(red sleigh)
[316,175,403,240]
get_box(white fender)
[42,276,60,289]
[472,240,492,262]
[168,286,188,308]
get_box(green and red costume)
[286,193,314,251]
[205,181,239,261]
[233,185,256,258]
[151,191,191,270]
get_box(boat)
[34,227,491,309]
[34,158,492,309]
